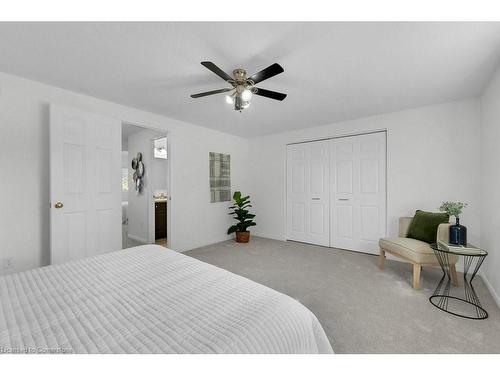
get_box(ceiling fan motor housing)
[232,69,247,83]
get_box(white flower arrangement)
[439,201,468,218]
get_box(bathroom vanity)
[154,198,167,240]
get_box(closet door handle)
[311,198,321,200]
[338,198,349,201]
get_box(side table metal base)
[429,275,488,320]
[430,248,488,320]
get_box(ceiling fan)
[190,61,287,112]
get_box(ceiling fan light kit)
[190,62,287,112]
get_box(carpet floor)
[185,237,500,353]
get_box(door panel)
[337,160,353,193]
[65,212,86,261]
[360,159,379,193]
[64,144,86,194]
[51,104,121,264]
[310,203,326,235]
[291,202,306,232]
[287,141,330,246]
[96,209,113,253]
[337,206,353,238]
[291,163,306,193]
[97,148,112,193]
[310,162,324,194]
[360,206,380,240]
[330,132,386,254]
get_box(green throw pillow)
[406,210,449,244]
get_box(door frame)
[122,121,172,249]
[285,129,387,252]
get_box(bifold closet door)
[50,104,122,264]
[286,141,330,246]
[330,132,386,254]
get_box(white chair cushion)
[379,237,457,264]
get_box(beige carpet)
[185,236,500,353]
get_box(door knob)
[54,202,64,209]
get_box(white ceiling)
[1,22,500,137]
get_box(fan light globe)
[225,95,234,104]
[241,89,252,101]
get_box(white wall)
[480,65,500,306]
[247,99,481,246]
[0,72,249,275]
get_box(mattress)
[0,245,333,354]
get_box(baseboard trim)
[127,234,149,244]
[254,233,286,241]
[481,273,500,309]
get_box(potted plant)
[439,201,468,245]
[227,191,256,243]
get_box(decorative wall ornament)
[131,152,145,194]
[209,152,231,203]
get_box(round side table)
[429,243,488,320]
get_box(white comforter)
[0,245,333,354]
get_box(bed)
[0,245,333,354]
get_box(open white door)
[330,132,386,254]
[50,104,121,264]
[286,141,330,246]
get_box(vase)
[449,217,467,246]
[235,231,250,243]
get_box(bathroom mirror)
[154,137,167,159]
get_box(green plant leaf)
[240,222,256,231]
[227,225,238,235]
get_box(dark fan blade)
[201,61,233,82]
[253,88,287,101]
[190,88,232,98]
[248,63,284,85]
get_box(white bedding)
[0,245,333,354]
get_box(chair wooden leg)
[412,264,421,289]
[379,248,385,270]
[450,264,459,287]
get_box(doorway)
[121,123,169,249]
[286,131,386,255]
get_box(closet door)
[330,132,386,254]
[286,141,330,246]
